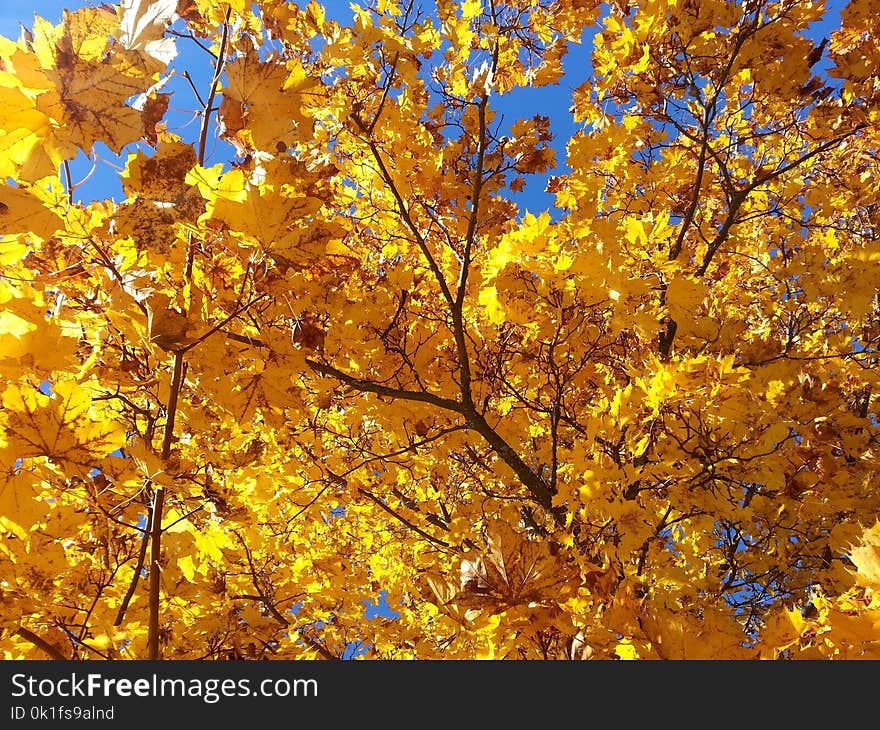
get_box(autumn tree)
[1,0,878,660]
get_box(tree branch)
[139,8,231,656]
[463,407,556,512]
[350,113,455,307]
[305,359,462,413]
[307,362,555,514]
[196,8,231,170]
[668,19,756,261]
[146,487,165,660]
[695,128,865,277]
[15,627,68,660]
[453,42,498,407]
[114,502,152,626]
[358,487,454,551]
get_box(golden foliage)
[1,0,879,661]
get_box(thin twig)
[358,488,453,551]
[62,160,74,204]
[180,293,269,353]
[196,9,231,168]
[182,70,207,107]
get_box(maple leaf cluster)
[1,0,878,660]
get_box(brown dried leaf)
[140,92,170,146]
[453,521,577,610]
[422,572,481,624]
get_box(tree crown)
[1,0,878,660]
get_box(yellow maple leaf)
[1,380,126,470]
[849,522,880,589]
[16,7,165,165]
[461,0,482,20]
[122,142,198,201]
[221,49,320,152]
[117,0,178,63]
[0,470,48,538]
[0,184,63,240]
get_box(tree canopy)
[1,0,879,660]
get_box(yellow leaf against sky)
[460,0,482,20]
[38,50,153,155]
[221,49,320,152]
[0,7,163,180]
[117,0,178,64]
[32,8,117,67]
